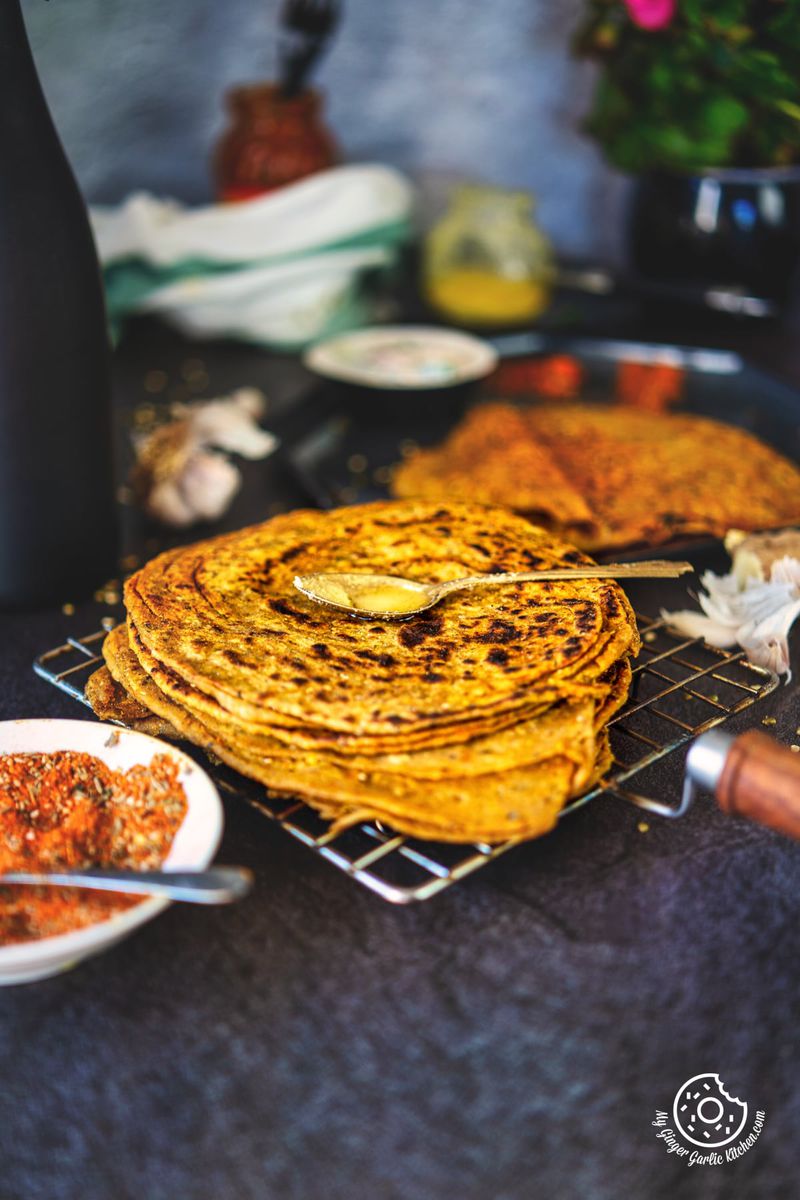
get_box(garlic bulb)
[132,388,276,527]
[662,547,800,678]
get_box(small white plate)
[0,720,224,986]
[305,325,498,390]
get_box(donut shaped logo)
[673,1074,748,1148]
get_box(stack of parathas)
[87,501,640,843]
[392,402,800,552]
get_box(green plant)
[574,1,800,172]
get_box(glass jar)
[424,184,554,325]
[213,84,339,202]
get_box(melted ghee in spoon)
[343,583,425,614]
[300,574,426,614]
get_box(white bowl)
[304,325,498,390]
[0,719,224,986]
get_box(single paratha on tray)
[89,500,640,842]
[392,402,800,552]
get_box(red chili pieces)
[0,750,188,945]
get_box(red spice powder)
[0,750,188,946]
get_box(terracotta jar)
[214,84,339,202]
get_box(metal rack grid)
[34,610,778,904]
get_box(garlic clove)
[176,450,242,522]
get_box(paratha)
[92,626,612,843]
[392,402,800,552]
[100,622,625,782]
[125,502,638,737]
[88,500,639,843]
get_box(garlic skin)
[131,388,276,527]
[174,388,274,460]
[662,552,800,678]
[725,528,800,586]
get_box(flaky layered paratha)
[90,626,613,842]
[85,662,178,739]
[125,502,638,737]
[392,404,597,542]
[98,622,628,782]
[88,501,639,843]
[392,402,800,552]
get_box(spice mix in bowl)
[0,719,223,985]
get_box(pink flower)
[624,0,675,30]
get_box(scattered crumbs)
[791,745,800,754]
[637,821,650,833]
[373,465,393,485]
[644,631,657,643]
[206,751,222,766]
[103,590,121,606]
[181,359,209,390]
[762,716,777,726]
[167,384,191,406]
[133,402,157,427]
[347,453,368,474]
[144,369,168,394]
[120,553,140,572]
[399,439,419,458]
[104,730,121,748]
[61,602,75,616]
[708,694,719,704]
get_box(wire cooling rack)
[34,611,778,904]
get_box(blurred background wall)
[22,0,629,263]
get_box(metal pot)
[628,167,800,314]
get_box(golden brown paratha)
[95,622,612,842]
[125,501,638,737]
[89,501,639,843]
[101,622,619,783]
[392,403,598,541]
[85,665,179,739]
[392,402,800,552]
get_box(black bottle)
[0,0,117,608]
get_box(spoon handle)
[0,865,253,905]
[437,561,693,594]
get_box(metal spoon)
[0,865,253,905]
[293,560,694,620]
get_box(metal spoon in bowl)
[293,560,694,621]
[0,865,253,905]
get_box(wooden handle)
[716,730,800,839]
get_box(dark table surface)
[3,310,800,1200]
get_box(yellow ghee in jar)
[426,268,550,324]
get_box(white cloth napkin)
[91,164,414,348]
